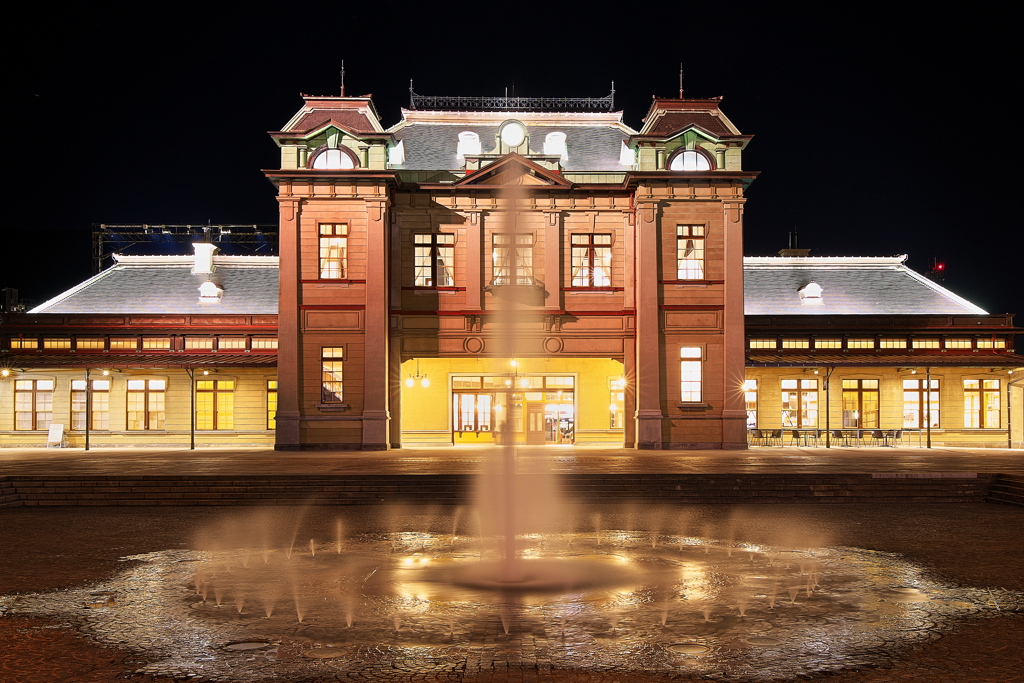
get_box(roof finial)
[409,79,415,108]
[679,63,684,99]
[340,60,345,97]
[610,80,615,110]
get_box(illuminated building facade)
[1,88,1020,449]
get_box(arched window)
[543,132,568,160]
[669,149,712,171]
[457,131,481,158]
[310,148,357,170]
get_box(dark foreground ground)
[1,502,1022,683]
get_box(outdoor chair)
[830,430,851,447]
[868,430,886,447]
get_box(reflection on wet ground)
[3,526,1020,682]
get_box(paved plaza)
[1,445,1022,682]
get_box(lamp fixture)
[405,359,429,388]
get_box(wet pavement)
[1,445,1023,681]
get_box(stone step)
[986,474,1024,506]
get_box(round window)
[500,122,526,147]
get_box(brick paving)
[0,446,1022,681]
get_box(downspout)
[187,368,195,450]
[84,368,91,452]
[824,366,834,448]
[925,367,932,449]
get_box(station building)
[1,88,1020,449]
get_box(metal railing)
[409,90,615,112]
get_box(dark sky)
[4,3,1020,314]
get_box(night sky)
[5,4,1020,315]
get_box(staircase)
[0,472,1000,507]
[986,474,1024,507]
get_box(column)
[634,195,664,449]
[363,197,391,449]
[275,196,302,449]
[722,198,748,448]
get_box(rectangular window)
[109,337,138,350]
[945,338,972,349]
[679,347,703,402]
[71,379,110,430]
[781,339,810,349]
[964,379,1000,428]
[912,339,940,349]
[453,393,493,432]
[609,378,626,430]
[815,339,842,349]
[879,338,907,349]
[676,225,705,279]
[142,337,171,349]
[321,347,344,403]
[903,379,939,428]
[267,380,278,429]
[319,223,348,279]
[847,339,875,349]
[570,234,612,287]
[43,338,72,349]
[977,338,1006,349]
[748,339,776,349]
[842,379,879,428]
[217,338,247,350]
[127,379,166,430]
[75,338,105,350]
[14,379,53,430]
[10,337,38,349]
[492,233,534,285]
[196,380,235,430]
[252,337,279,349]
[413,234,455,286]
[185,337,215,350]
[781,379,818,428]
[744,379,758,429]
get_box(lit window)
[781,379,818,428]
[669,150,712,171]
[10,338,38,349]
[499,121,526,148]
[571,234,613,287]
[781,339,809,349]
[492,234,534,286]
[311,148,356,170]
[414,234,455,286]
[319,224,348,279]
[964,379,1000,428]
[75,338,105,350]
[457,131,482,158]
[842,379,879,428]
[43,338,71,349]
[321,347,344,403]
[744,379,758,428]
[847,339,874,349]
[748,339,776,349]
[945,338,972,349]
[543,132,568,159]
[977,338,1006,349]
[680,347,703,402]
[71,379,110,430]
[109,337,138,350]
[142,337,171,350]
[815,339,842,349]
[912,339,940,349]
[127,379,165,430]
[609,377,626,430]
[676,225,705,279]
[196,380,235,430]
[185,337,215,350]
[217,338,247,350]
[267,380,278,429]
[880,338,907,349]
[252,338,278,349]
[14,379,53,430]
[903,379,939,428]
[453,393,493,432]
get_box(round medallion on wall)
[543,337,563,354]
[464,337,485,354]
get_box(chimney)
[192,243,218,274]
[778,230,811,258]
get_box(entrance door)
[526,403,546,444]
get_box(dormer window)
[543,132,568,160]
[799,282,823,305]
[310,148,357,170]
[457,132,481,158]
[619,142,636,167]
[669,149,712,171]
[198,281,223,304]
[388,140,406,166]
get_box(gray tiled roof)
[743,257,987,316]
[391,124,631,172]
[30,256,279,314]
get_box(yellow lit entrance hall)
[399,358,626,446]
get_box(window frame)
[14,379,54,431]
[71,379,110,431]
[570,233,613,287]
[781,378,818,428]
[668,149,714,171]
[491,233,535,286]
[413,233,456,287]
[679,347,703,403]
[902,378,940,428]
[675,225,706,280]
[318,223,349,280]
[963,378,1000,428]
[267,380,278,430]
[321,347,344,404]
[126,379,166,431]
[841,379,879,428]
[195,379,235,430]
